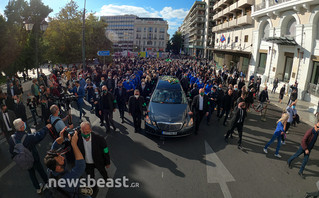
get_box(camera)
[63,126,81,139]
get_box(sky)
[0,0,196,37]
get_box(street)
[0,80,318,198]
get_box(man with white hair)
[8,118,52,194]
[77,121,111,181]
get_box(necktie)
[5,113,11,129]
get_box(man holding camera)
[9,119,51,194]
[44,128,88,197]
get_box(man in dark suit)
[218,88,233,126]
[128,89,145,133]
[138,81,151,100]
[106,73,115,93]
[69,80,86,120]
[13,95,27,122]
[77,121,110,180]
[0,104,16,142]
[99,85,117,133]
[224,102,247,149]
[190,88,209,134]
[114,82,127,123]
[4,93,15,111]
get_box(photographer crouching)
[49,105,73,141]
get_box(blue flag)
[221,34,226,43]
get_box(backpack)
[11,134,34,170]
[49,115,62,140]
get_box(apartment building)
[134,17,169,52]
[250,0,319,102]
[101,15,169,52]
[212,0,254,76]
[179,0,215,59]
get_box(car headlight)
[145,115,156,126]
[186,117,193,127]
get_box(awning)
[212,49,251,58]
[264,37,298,46]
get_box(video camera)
[63,126,81,139]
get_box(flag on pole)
[220,34,226,43]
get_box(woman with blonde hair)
[263,113,289,158]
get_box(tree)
[0,0,52,76]
[169,31,183,55]
[43,0,112,64]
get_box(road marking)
[205,141,235,198]
[162,172,164,178]
[317,180,319,190]
[0,162,15,179]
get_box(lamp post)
[82,0,87,71]
[25,19,48,78]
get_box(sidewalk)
[267,90,317,127]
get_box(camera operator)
[44,128,91,197]
[78,121,110,181]
[49,105,73,140]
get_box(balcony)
[238,0,254,8]
[228,19,237,28]
[223,7,230,15]
[252,0,315,18]
[229,2,238,12]
[222,22,229,29]
[237,15,253,26]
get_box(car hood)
[148,102,188,123]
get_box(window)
[283,56,294,82]
[154,41,156,46]
[216,38,218,43]
[235,36,238,42]
[227,37,230,44]
[149,27,153,32]
[311,62,319,84]
[258,53,267,74]
[137,27,141,32]
[262,23,270,39]
[147,41,152,46]
[286,18,296,37]
[155,28,157,32]
[244,35,248,42]
[144,27,146,32]
[160,28,165,33]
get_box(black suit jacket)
[114,87,128,106]
[78,132,111,168]
[128,96,145,115]
[0,110,16,133]
[230,108,247,126]
[191,95,209,114]
[14,102,27,122]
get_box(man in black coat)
[4,93,15,111]
[216,84,224,117]
[189,83,199,103]
[224,102,247,149]
[99,85,117,133]
[13,95,27,122]
[77,121,111,180]
[106,73,115,93]
[138,81,151,100]
[0,104,16,142]
[238,76,245,90]
[190,88,209,134]
[128,89,145,133]
[218,89,233,126]
[180,73,189,94]
[114,82,128,123]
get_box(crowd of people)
[0,57,318,197]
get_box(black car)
[145,76,194,137]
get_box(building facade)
[250,0,319,102]
[179,0,215,59]
[134,17,169,52]
[101,15,169,52]
[212,0,254,75]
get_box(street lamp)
[24,19,48,78]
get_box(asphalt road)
[0,81,318,198]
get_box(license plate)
[162,131,177,135]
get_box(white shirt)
[199,96,204,111]
[82,136,94,164]
[2,112,12,131]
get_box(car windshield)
[151,89,187,104]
